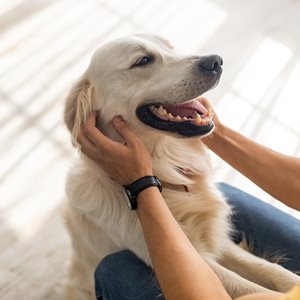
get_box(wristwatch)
[122,175,162,210]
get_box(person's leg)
[94,250,164,300]
[218,182,300,273]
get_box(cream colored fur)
[63,34,300,299]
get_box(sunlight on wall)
[102,0,228,53]
[0,0,23,15]
[159,0,228,53]
[215,37,299,156]
[271,61,300,135]
[1,1,103,95]
[246,112,299,155]
[233,38,292,104]
[0,0,72,54]
[215,92,254,130]
[0,135,73,241]
[213,37,300,218]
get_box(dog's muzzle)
[136,55,223,137]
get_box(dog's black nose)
[199,55,223,72]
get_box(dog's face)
[64,34,222,143]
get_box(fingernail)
[113,115,123,123]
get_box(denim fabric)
[94,250,163,300]
[219,182,300,273]
[94,183,300,300]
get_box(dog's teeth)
[183,117,188,121]
[203,117,209,124]
[195,113,202,124]
[167,113,173,119]
[176,116,181,121]
[158,106,165,115]
[157,105,168,116]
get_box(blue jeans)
[94,183,300,300]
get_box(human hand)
[198,97,225,147]
[77,114,153,186]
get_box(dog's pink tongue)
[163,99,208,117]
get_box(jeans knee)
[94,250,134,299]
[94,250,164,300]
[94,257,109,299]
[96,250,132,276]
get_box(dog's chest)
[67,160,231,259]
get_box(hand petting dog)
[77,114,153,185]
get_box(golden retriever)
[63,34,300,299]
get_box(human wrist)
[137,185,160,203]
[122,175,162,210]
[202,122,227,150]
[136,186,165,215]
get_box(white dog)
[63,34,299,299]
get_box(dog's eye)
[133,56,153,67]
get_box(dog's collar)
[184,185,189,192]
[162,166,191,192]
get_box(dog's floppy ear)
[64,77,94,145]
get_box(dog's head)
[64,34,222,144]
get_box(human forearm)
[235,292,281,300]
[204,125,300,210]
[136,187,231,300]
[80,114,288,300]
[79,115,230,299]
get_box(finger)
[112,116,139,147]
[198,97,211,109]
[78,132,114,166]
[77,131,98,156]
[83,114,116,151]
[80,146,95,161]
[87,111,97,126]
[198,97,216,114]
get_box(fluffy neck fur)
[66,134,231,258]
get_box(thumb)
[112,116,138,146]
[198,97,211,109]
[198,97,216,115]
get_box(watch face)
[122,186,133,209]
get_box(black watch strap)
[128,175,162,195]
[123,176,162,210]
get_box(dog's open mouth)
[136,97,214,137]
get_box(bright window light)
[233,38,292,104]
[159,0,227,53]
[270,61,300,134]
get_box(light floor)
[0,0,299,299]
